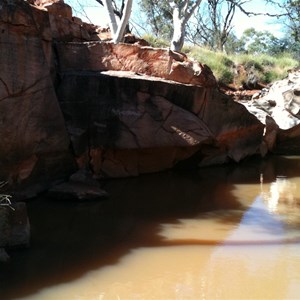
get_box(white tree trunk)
[102,0,118,35]
[171,8,185,52]
[170,0,202,52]
[103,0,132,43]
[113,0,133,43]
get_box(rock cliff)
[0,0,76,198]
[0,0,265,198]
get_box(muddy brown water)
[2,155,300,300]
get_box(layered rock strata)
[1,0,265,195]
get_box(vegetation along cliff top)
[64,0,299,89]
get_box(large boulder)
[56,70,264,177]
[55,40,263,176]
[241,70,300,154]
[246,70,300,130]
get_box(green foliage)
[244,60,264,72]
[142,34,170,48]
[262,70,279,83]
[239,28,287,55]
[190,0,246,52]
[230,52,298,84]
[224,33,245,54]
[185,46,235,84]
[139,0,173,38]
[189,46,298,85]
[143,34,299,85]
[285,40,300,59]
[285,0,300,42]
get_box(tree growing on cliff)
[170,0,202,51]
[94,0,125,19]
[140,0,296,52]
[102,0,132,42]
[139,0,202,51]
[65,0,130,34]
[139,0,256,52]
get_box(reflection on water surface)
[2,156,300,299]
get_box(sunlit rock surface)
[243,70,300,130]
[241,70,300,154]
[56,42,217,87]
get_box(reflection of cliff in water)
[1,155,300,299]
[261,175,300,229]
[200,167,300,299]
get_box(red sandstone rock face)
[29,0,100,42]
[0,0,75,197]
[1,0,265,195]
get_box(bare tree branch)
[94,0,123,19]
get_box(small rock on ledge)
[48,169,108,201]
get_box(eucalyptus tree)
[278,0,300,58]
[139,0,202,51]
[169,0,202,51]
[65,0,132,42]
[256,0,300,57]
[188,0,250,51]
[288,0,300,42]
[139,0,255,52]
[275,0,300,42]
[94,0,125,19]
[239,27,288,54]
[139,0,173,38]
[101,0,132,42]
[266,0,300,42]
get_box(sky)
[231,0,285,37]
[65,0,285,38]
